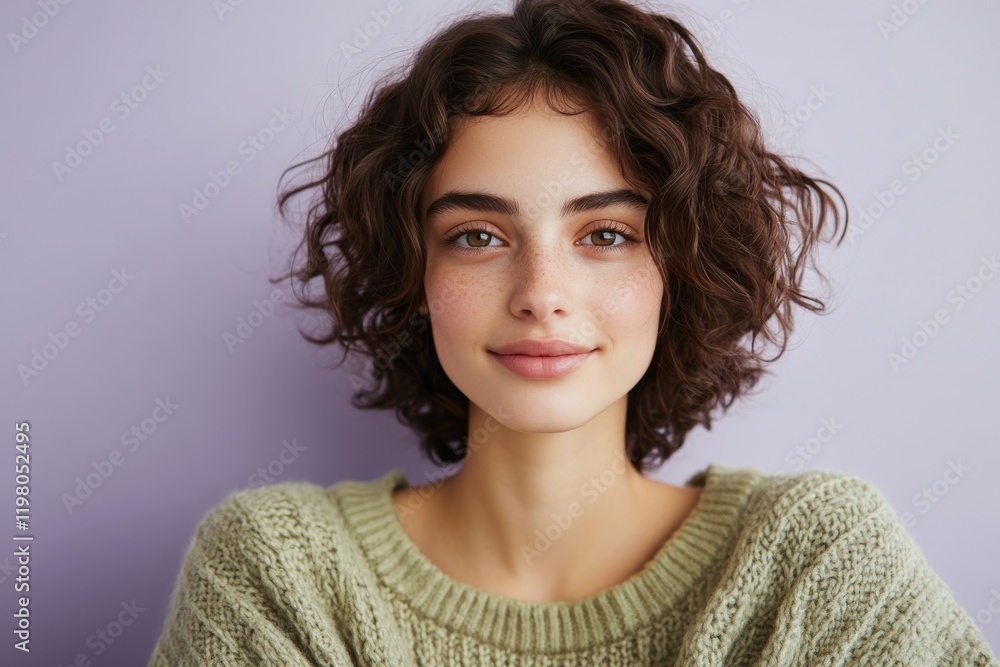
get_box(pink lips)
[487,339,595,379]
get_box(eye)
[443,222,641,255]
[578,224,641,254]
[443,227,504,252]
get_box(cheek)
[610,266,663,362]
[641,266,665,312]
[423,266,490,333]
[601,263,663,324]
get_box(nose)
[507,238,574,321]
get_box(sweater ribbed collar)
[336,462,760,653]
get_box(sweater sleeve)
[761,474,999,666]
[146,492,358,667]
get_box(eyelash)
[442,222,641,255]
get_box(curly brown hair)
[272,0,849,473]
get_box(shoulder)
[167,476,397,609]
[192,481,332,541]
[153,477,401,664]
[187,469,408,551]
[701,463,891,530]
[183,476,382,566]
[709,464,902,568]
[687,465,999,663]
[151,474,416,665]
[744,466,890,532]
[723,465,959,616]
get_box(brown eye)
[589,230,617,247]
[578,224,640,254]
[465,231,493,248]
[443,223,640,255]
[444,226,503,252]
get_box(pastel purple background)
[1,0,998,664]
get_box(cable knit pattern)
[148,463,998,666]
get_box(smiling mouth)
[487,350,594,379]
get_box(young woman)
[150,0,998,664]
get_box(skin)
[392,90,703,604]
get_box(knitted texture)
[148,463,999,666]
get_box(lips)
[488,349,594,379]
[488,339,594,356]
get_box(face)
[418,94,664,434]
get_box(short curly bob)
[273,0,849,473]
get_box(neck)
[397,399,697,602]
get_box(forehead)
[419,103,631,218]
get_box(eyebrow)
[423,188,649,222]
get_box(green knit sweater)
[148,463,998,666]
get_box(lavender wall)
[1,0,998,663]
